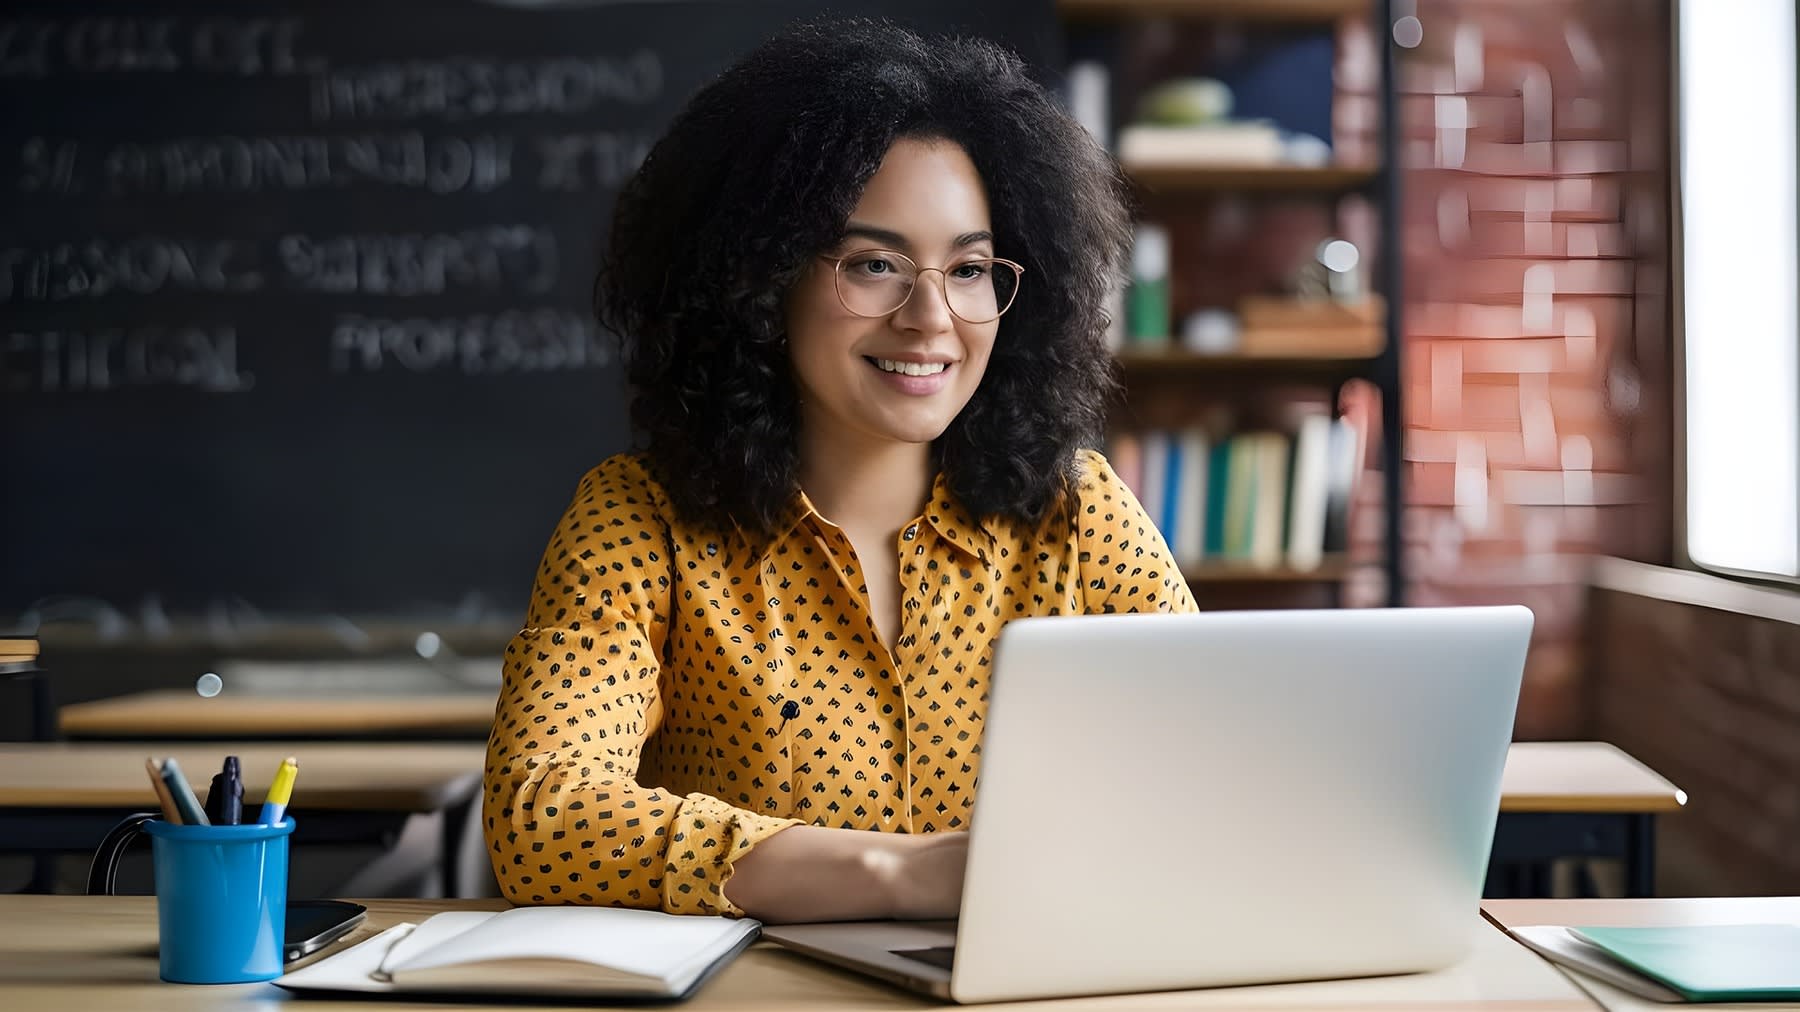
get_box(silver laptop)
[761,606,1533,1004]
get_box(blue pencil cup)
[145,818,295,984]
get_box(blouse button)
[903,524,918,541]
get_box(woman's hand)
[722,825,968,924]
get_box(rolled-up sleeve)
[483,456,800,915]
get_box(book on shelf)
[1117,122,1286,168]
[1246,432,1290,569]
[1219,432,1259,561]
[1107,409,1364,576]
[275,906,760,1001]
[1320,402,1369,556]
[1173,428,1209,569]
[1507,923,1800,1003]
[0,636,39,665]
[1285,413,1333,571]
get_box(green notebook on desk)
[1569,924,1800,1002]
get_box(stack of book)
[0,634,47,741]
[0,637,37,667]
[1108,413,1365,575]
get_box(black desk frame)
[0,795,477,899]
[1486,811,1657,898]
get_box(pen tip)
[284,756,298,766]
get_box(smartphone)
[285,899,367,964]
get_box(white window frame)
[1675,0,1800,582]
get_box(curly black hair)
[596,16,1131,537]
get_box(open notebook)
[275,907,761,1000]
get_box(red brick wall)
[1338,1,1674,737]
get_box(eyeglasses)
[818,249,1025,324]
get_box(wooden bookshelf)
[1115,345,1382,378]
[1059,0,1368,24]
[1184,557,1350,583]
[1125,163,1379,194]
[1062,0,1406,607]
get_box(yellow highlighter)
[259,756,299,826]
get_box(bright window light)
[1681,0,1799,579]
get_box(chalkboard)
[0,1,1058,634]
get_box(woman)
[484,17,1197,923]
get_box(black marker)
[206,755,242,825]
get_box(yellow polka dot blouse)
[484,449,1198,914]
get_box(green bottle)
[1128,223,1170,344]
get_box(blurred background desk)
[1492,742,1686,898]
[57,654,501,741]
[45,692,1686,899]
[0,742,486,897]
[59,690,496,740]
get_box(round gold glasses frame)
[818,249,1025,325]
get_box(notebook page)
[388,906,759,983]
[372,911,499,980]
[277,912,502,993]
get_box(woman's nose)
[893,268,956,331]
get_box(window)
[1678,0,1799,580]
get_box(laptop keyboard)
[891,946,956,971]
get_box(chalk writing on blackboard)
[3,326,254,393]
[3,227,560,302]
[309,52,662,121]
[0,17,317,78]
[1,238,263,301]
[277,226,558,296]
[95,133,519,196]
[19,130,653,196]
[328,310,608,375]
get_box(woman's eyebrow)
[840,225,996,250]
[842,223,910,248]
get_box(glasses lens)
[835,251,916,317]
[833,252,1022,322]
[944,259,1020,324]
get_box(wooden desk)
[1492,743,1686,898]
[1500,743,1687,814]
[59,690,497,740]
[0,742,485,897]
[1483,896,1800,1010]
[0,895,1597,1010]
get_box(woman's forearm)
[722,824,967,923]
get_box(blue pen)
[159,758,210,826]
